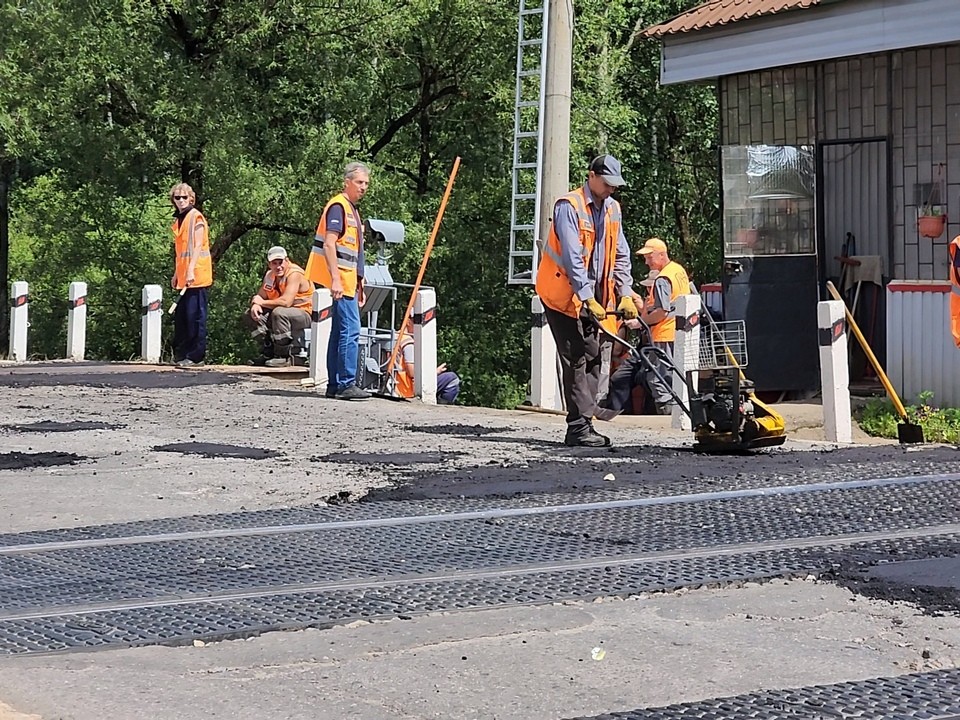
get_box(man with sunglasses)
[169,183,213,368]
[535,155,638,447]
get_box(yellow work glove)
[584,298,607,321]
[617,295,639,320]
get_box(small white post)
[818,300,852,443]
[672,294,701,431]
[414,288,437,404]
[66,281,88,361]
[141,284,162,363]
[531,297,563,410]
[307,288,333,389]
[9,281,28,363]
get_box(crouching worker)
[245,246,313,367]
[394,317,461,404]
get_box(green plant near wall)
[856,392,960,444]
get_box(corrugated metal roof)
[645,0,823,37]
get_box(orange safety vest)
[646,260,690,344]
[535,187,620,334]
[395,333,415,398]
[306,193,362,298]
[261,262,313,314]
[172,208,213,289]
[950,236,960,348]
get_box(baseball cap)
[636,237,668,255]
[589,154,626,187]
[267,246,287,262]
[639,270,660,287]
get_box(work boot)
[335,384,371,401]
[175,358,205,369]
[264,356,291,368]
[656,403,673,416]
[564,424,611,447]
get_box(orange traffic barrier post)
[384,156,462,385]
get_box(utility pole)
[537,0,573,252]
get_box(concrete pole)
[537,0,573,253]
[8,281,28,362]
[306,288,332,390]
[672,295,701,431]
[66,281,88,361]
[141,284,162,364]
[818,300,853,443]
[530,297,563,409]
[414,288,438,404]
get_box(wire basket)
[697,320,748,370]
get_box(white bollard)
[306,288,333,390]
[66,281,88,361]
[818,300,852,443]
[671,294,701,431]
[414,288,437,404]
[8,281,28,362]
[141,285,163,363]
[530,297,563,410]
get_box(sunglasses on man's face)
[174,195,189,200]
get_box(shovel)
[825,281,924,444]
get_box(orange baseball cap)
[636,237,668,255]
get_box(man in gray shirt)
[534,155,638,447]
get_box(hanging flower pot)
[918,213,947,239]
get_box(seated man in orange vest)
[394,316,461,404]
[635,237,690,415]
[245,246,314,367]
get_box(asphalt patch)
[315,451,463,466]
[362,444,960,501]
[2,421,124,433]
[0,368,239,390]
[402,424,517,437]
[152,443,280,460]
[825,548,960,616]
[0,452,86,470]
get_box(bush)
[856,392,960,443]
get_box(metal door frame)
[815,136,893,293]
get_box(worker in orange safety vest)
[246,246,314,367]
[635,237,690,415]
[169,182,213,368]
[535,154,638,448]
[950,234,960,348]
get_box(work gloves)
[584,298,607,321]
[617,295,639,320]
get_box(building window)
[722,145,816,257]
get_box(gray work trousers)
[245,306,311,343]
[646,340,675,406]
[543,305,606,432]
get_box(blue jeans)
[327,294,360,392]
[173,287,208,363]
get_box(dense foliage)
[1,0,718,407]
[856,392,960,443]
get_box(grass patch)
[856,392,960,443]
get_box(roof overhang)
[655,0,960,85]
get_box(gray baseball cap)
[589,154,626,187]
[266,246,287,262]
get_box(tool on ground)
[168,288,186,315]
[825,280,923,444]
[596,303,786,452]
[382,156,461,396]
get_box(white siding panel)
[661,0,960,85]
[887,282,960,406]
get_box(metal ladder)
[508,0,549,285]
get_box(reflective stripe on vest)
[647,261,690,344]
[262,263,314,313]
[172,208,213,290]
[535,187,619,332]
[306,194,362,297]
